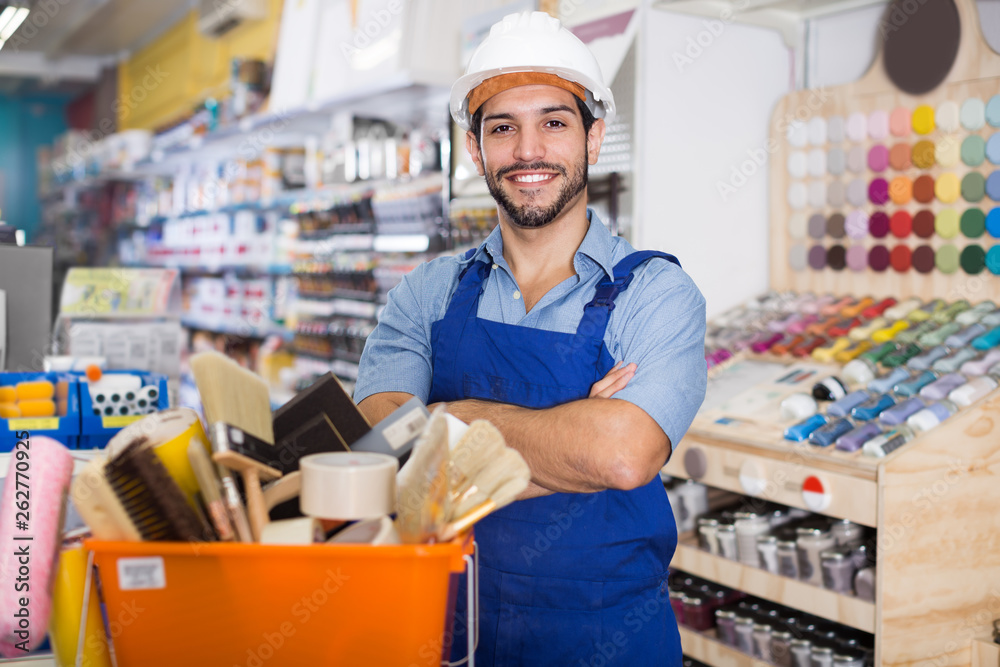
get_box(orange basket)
[84,536,477,667]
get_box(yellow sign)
[102,415,144,429]
[59,268,178,316]
[8,418,60,431]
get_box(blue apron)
[431,249,683,667]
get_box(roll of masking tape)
[260,517,325,545]
[328,515,400,545]
[106,408,211,512]
[0,436,73,657]
[300,452,398,520]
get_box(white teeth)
[512,174,552,183]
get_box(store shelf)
[181,317,291,340]
[971,638,1000,666]
[295,297,378,319]
[672,534,876,634]
[679,626,769,666]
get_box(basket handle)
[446,541,478,667]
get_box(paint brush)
[190,351,280,542]
[451,447,530,519]
[439,476,529,542]
[187,440,235,541]
[395,407,451,544]
[70,458,142,542]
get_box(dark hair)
[469,93,597,145]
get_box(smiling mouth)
[507,172,558,186]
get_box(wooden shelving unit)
[673,535,875,633]
[679,627,771,667]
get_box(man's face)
[467,85,605,230]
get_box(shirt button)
[513,291,521,300]
[492,263,499,270]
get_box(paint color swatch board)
[769,0,1000,302]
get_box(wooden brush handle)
[242,468,268,543]
[439,499,496,542]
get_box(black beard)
[485,158,588,230]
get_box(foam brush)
[104,440,214,542]
[70,458,142,542]
[395,407,451,544]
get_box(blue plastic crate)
[74,371,169,450]
[0,372,82,452]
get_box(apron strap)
[576,250,681,338]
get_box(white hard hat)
[450,11,615,131]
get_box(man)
[355,11,706,666]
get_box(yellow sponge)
[16,381,55,401]
[18,399,56,418]
[0,403,22,419]
[0,386,15,403]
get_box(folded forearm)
[443,397,668,493]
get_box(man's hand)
[589,361,637,398]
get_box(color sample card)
[786,93,1000,276]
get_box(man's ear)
[466,130,486,177]
[586,118,607,165]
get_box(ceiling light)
[0,5,29,49]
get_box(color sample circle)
[935,173,960,203]
[789,212,808,239]
[869,245,890,271]
[913,210,936,237]
[962,172,986,202]
[808,117,827,145]
[847,245,868,271]
[890,107,911,136]
[987,209,1000,238]
[828,147,846,175]
[987,95,1000,127]
[890,143,912,170]
[869,178,890,204]
[961,245,986,274]
[868,110,889,140]
[936,101,960,132]
[988,246,1000,275]
[988,172,1000,201]
[869,211,890,238]
[808,149,827,176]
[935,209,960,238]
[827,213,846,238]
[789,244,808,271]
[936,137,961,167]
[846,210,869,239]
[788,121,808,147]
[961,208,986,238]
[987,134,1000,165]
[912,245,936,274]
[847,145,866,173]
[868,145,889,172]
[889,176,913,204]
[788,151,807,178]
[891,245,912,272]
[936,245,960,274]
[891,211,912,238]
[962,135,986,166]
[847,112,867,142]
[827,116,845,143]
[912,105,935,134]
[961,98,986,131]
[912,140,936,168]
[847,179,867,206]
[808,181,827,208]
[788,183,807,208]
[827,180,846,207]
[828,245,847,270]
[809,213,827,239]
[913,175,936,203]
[809,245,827,269]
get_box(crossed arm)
[357,362,672,499]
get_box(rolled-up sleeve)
[353,257,460,403]
[608,262,707,451]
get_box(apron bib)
[430,250,684,667]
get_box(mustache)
[494,162,567,179]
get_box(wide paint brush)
[70,458,142,542]
[395,407,451,544]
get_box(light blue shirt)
[355,210,707,447]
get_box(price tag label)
[7,418,60,431]
[102,415,144,428]
[117,557,167,590]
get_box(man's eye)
[491,125,512,133]
[546,120,565,128]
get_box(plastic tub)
[85,537,472,666]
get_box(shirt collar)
[473,208,616,280]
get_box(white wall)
[636,9,790,318]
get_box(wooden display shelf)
[665,431,880,528]
[672,534,876,634]
[679,626,770,667]
[971,639,1000,667]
